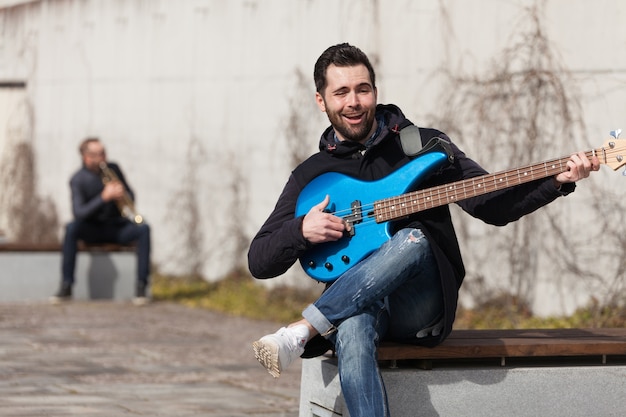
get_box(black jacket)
[248,104,572,348]
[70,162,134,223]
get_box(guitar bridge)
[343,200,362,237]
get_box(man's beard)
[327,109,375,143]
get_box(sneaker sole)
[252,339,281,378]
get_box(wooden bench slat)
[443,328,625,339]
[0,243,63,252]
[378,328,626,361]
[77,242,137,252]
[0,242,136,252]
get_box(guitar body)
[296,150,450,282]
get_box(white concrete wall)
[1,0,625,315]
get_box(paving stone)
[0,301,300,416]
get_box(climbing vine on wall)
[429,1,625,320]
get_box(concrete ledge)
[300,354,626,417]
[0,244,137,302]
[299,329,626,417]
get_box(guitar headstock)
[601,129,626,171]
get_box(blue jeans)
[303,228,443,417]
[62,219,151,285]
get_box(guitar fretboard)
[374,150,597,223]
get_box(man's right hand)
[101,182,125,202]
[302,195,346,244]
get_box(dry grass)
[152,271,626,329]
[151,270,315,323]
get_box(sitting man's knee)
[64,221,81,238]
[139,223,150,236]
[337,315,380,348]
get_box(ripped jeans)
[302,228,443,417]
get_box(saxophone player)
[51,137,151,305]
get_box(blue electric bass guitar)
[296,136,626,282]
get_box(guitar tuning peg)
[610,128,622,139]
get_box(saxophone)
[99,161,144,224]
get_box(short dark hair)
[313,43,376,94]
[79,137,101,155]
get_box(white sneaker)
[252,326,308,378]
[132,296,150,306]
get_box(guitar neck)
[375,149,598,223]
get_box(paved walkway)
[0,301,301,416]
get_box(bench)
[299,328,626,417]
[0,242,137,302]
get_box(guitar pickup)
[343,200,362,237]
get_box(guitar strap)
[399,125,424,157]
[400,125,455,163]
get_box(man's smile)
[343,113,365,124]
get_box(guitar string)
[328,156,570,219]
[328,150,605,220]
[324,146,621,226]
